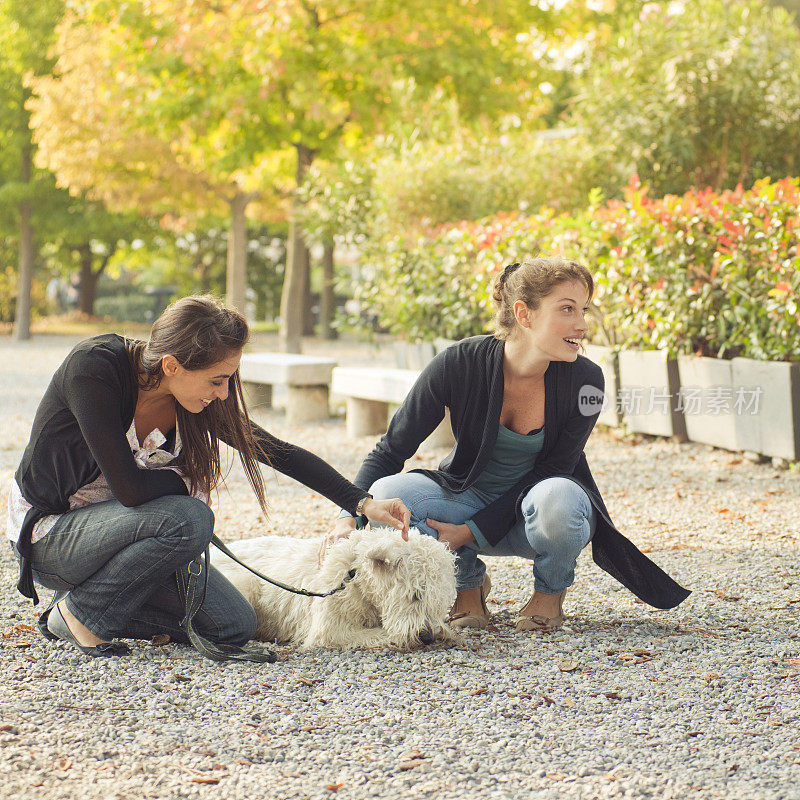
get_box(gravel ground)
[1,332,799,800]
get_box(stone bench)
[331,367,455,449]
[239,352,336,425]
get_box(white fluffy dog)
[215,528,460,650]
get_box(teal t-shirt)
[466,424,544,548]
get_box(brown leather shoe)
[449,575,492,629]
[515,589,567,633]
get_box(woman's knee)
[522,478,592,549]
[369,474,413,501]
[157,496,215,549]
[369,473,438,509]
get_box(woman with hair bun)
[7,296,408,659]
[323,257,689,631]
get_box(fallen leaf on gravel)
[2,623,36,638]
[398,759,429,771]
[703,672,721,683]
[687,731,702,737]
[298,675,324,686]
[174,674,191,682]
[58,759,72,771]
[469,687,488,696]
[191,776,220,784]
[541,695,556,705]
[727,458,742,466]
[546,772,566,781]
[713,589,741,601]
[604,692,620,701]
[558,660,579,672]
[326,784,344,792]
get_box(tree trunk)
[302,246,314,336]
[14,198,33,341]
[320,241,336,339]
[226,192,250,314]
[78,244,99,315]
[13,94,33,342]
[279,144,315,353]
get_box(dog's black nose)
[419,628,434,645]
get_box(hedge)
[359,177,800,361]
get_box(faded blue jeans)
[18,495,256,646]
[369,474,596,593]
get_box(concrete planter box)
[676,356,738,451]
[732,358,800,461]
[583,344,621,428]
[618,349,687,439]
[393,341,436,370]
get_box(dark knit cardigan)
[353,335,690,610]
[14,334,369,604]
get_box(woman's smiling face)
[162,350,242,413]
[522,279,590,362]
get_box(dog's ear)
[371,556,393,573]
[362,541,397,573]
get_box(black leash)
[210,534,357,598]
[179,536,357,665]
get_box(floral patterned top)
[7,419,205,545]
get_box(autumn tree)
[29,1,288,320]
[28,0,573,351]
[0,0,63,339]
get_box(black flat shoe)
[47,603,131,658]
[38,591,68,641]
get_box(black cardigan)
[14,334,369,604]
[354,335,690,610]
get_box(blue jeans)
[369,474,596,593]
[20,495,256,646]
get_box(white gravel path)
[1,332,799,800]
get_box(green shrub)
[360,177,800,361]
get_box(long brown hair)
[492,256,594,341]
[126,295,270,514]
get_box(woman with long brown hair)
[7,296,408,659]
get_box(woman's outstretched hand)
[317,498,410,565]
[362,497,410,537]
[426,518,475,551]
